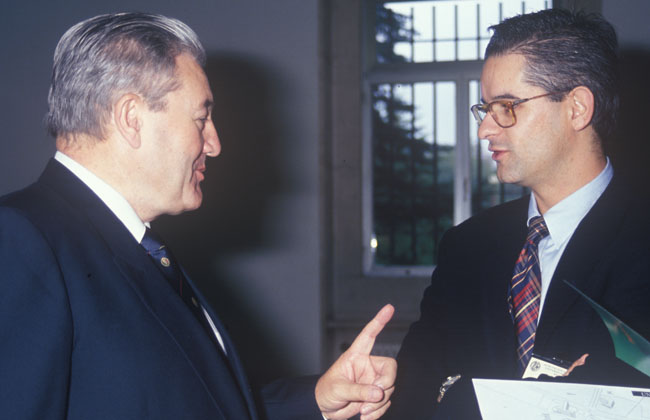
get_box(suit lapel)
[536,177,628,347]
[39,159,256,419]
[183,273,260,419]
[485,197,529,374]
[113,256,255,419]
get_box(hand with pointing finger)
[315,304,397,420]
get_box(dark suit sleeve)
[386,229,461,419]
[0,207,72,419]
[259,375,322,420]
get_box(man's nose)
[204,120,221,157]
[477,113,502,140]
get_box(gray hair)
[46,12,206,139]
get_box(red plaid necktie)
[508,216,549,375]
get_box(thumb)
[335,382,384,404]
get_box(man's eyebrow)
[490,93,519,101]
[203,99,214,110]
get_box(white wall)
[0,0,322,384]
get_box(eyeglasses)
[470,91,568,128]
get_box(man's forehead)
[480,53,533,100]
[174,53,213,109]
[481,54,526,82]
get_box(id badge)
[522,353,572,379]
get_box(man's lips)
[488,147,507,161]
[194,166,206,182]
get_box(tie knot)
[141,228,165,254]
[140,228,180,278]
[527,216,549,244]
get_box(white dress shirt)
[55,151,147,241]
[527,158,613,319]
[54,151,227,353]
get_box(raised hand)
[315,304,397,420]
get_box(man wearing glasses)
[386,8,650,420]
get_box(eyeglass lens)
[472,101,515,128]
[491,102,515,127]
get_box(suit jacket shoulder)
[1,160,256,419]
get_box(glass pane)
[435,40,455,62]
[372,82,456,266]
[457,2,478,39]
[458,40,479,61]
[469,80,527,214]
[392,42,413,62]
[413,43,433,62]
[376,0,552,63]
[433,2,455,41]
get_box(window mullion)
[455,78,471,225]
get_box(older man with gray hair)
[0,12,395,420]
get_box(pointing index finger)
[348,304,395,355]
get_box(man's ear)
[568,86,595,132]
[113,93,144,149]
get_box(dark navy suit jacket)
[0,159,320,420]
[387,175,650,419]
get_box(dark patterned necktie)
[140,229,228,356]
[140,228,206,323]
[508,216,549,375]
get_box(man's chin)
[183,191,204,213]
[496,168,516,185]
[162,194,203,218]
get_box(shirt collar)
[54,151,148,243]
[528,158,613,248]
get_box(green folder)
[564,280,650,378]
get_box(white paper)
[473,378,650,419]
